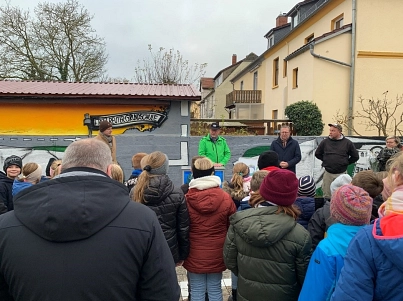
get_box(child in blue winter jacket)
[299,184,372,301]
[332,153,403,301]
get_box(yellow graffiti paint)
[0,103,167,135]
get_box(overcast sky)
[8,0,298,82]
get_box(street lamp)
[83,113,92,137]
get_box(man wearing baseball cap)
[198,122,231,167]
[315,123,359,200]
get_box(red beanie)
[260,169,298,206]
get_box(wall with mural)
[1,130,386,190]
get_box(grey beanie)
[330,174,352,196]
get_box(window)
[235,103,264,119]
[304,33,314,44]
[240,81,244,91]
[273,57,279,87]
[331,14,344,30]
[267,36,274,49]
[292,13,299,28]
[293,68,298,89]
[253,71,258,90]
[272,110,278,119]
[283,60,287,78]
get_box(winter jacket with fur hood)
[184,175,236,273]
[224,206,312,301]
[141,174,190,263]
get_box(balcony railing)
[226,90,262,107]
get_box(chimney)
[276,13,288,27]
[232,54,237,65]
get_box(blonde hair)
[250,170,269,192]
[194,157,214,170]
[133,151,166,203]
[110,164,124,183]
[388,151,403,190]
[20,163,41,184]
[50,160,62,178]
[386,135,401,145]
[231,162,249,190]
[248,190,300,220]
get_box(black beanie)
[45,158,57,177]
[3,155,23,172]
[257,151,279,170]
[193,166,215,179]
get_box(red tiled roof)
[0,80,200,100]
[200,77,214,90]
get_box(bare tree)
[0,0,107,81]
[334,92,403,136]
[134,45,207,85]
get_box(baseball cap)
[210,122,221,130]
[328,123,342,132]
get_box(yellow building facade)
[231,0,403,136]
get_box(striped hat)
[330,184,372,226]
[298,175,316,197]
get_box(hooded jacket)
[299,223,365,301]
[184,175,236,273]
[198,135,231,165]
[0,172,13,211]
[308,200,336,249]
[224,206,312,301]
[141,174,190,263]
[294,196,316,229]
[270,136,301,173]
[315,135,359,174]
[0,167,180,301]
[331,213,403,301]
[12,180,33,196]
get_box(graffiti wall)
[1,133,387,189]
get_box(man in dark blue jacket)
[270,125,301,173]
[0,139,180,301]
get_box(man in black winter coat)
[0,139,180,301]
[270,125,301,173]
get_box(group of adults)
[199,121,362,200]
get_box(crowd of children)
[1,145,403,301]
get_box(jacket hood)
[230,206,297,247]
[373,214,403,270]
[143,175,174,205]
[294,197,315,220]
[325,223,365,257]
[13,168,130,242]
[12,180,33,196]
[186,176,223,214]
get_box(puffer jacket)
[294,197,316,229]
[12,180,33,196]
[0,172,13,211]
[184,175,236,274]
[142,174,190,263]
[308,200,336,249]
[332,214,403,300]
[224,206,312,301]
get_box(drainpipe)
[348,0,357,136]
[309,44,351,67]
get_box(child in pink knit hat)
[299,184,372,301]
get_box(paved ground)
[176,266,232,301]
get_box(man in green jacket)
[198,123,231,166]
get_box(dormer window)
[292,13,299,28]
[267,36,274,49]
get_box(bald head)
[61,138,112,172]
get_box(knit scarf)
[378,185,403,217]
[100,132,113,149]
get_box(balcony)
[226,90,262,107]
